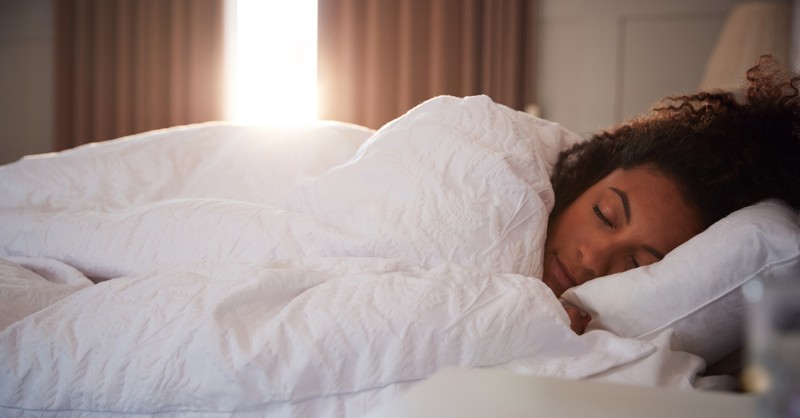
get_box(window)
[226,0,318,124]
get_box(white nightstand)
[367,367,755,418]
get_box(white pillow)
[562,200,800,364]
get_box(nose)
[577,238,618,280]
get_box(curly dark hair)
[549,55,800,229]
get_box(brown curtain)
[317,0,536,130]
[54,0,225,150]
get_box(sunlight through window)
[226,0,318,124]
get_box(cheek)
[545,212,572,253]
[645,208,703,251]
[544,214,562,252]
[547,190,597,254]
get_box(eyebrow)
[609,187,631,224]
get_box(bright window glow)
[226,0,318,124]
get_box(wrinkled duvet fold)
[0,96,655,417]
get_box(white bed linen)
[0,96,702,417]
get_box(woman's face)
[542,165,703,297]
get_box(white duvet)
[0,96,685,417]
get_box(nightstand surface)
[367,367,755,418]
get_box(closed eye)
[593,205,613,228]
[627,254,640,269]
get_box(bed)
[1,95,798,417]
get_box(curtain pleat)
[54,0,225,150]
[318,0,535,130]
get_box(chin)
[542,275,562,298]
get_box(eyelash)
[592,205,613,228]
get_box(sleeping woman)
[545,55,800,333]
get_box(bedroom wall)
[0,0,54,165]
[535,0,762,136]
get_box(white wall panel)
[620,14,726,122]
[536,0,754,136]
